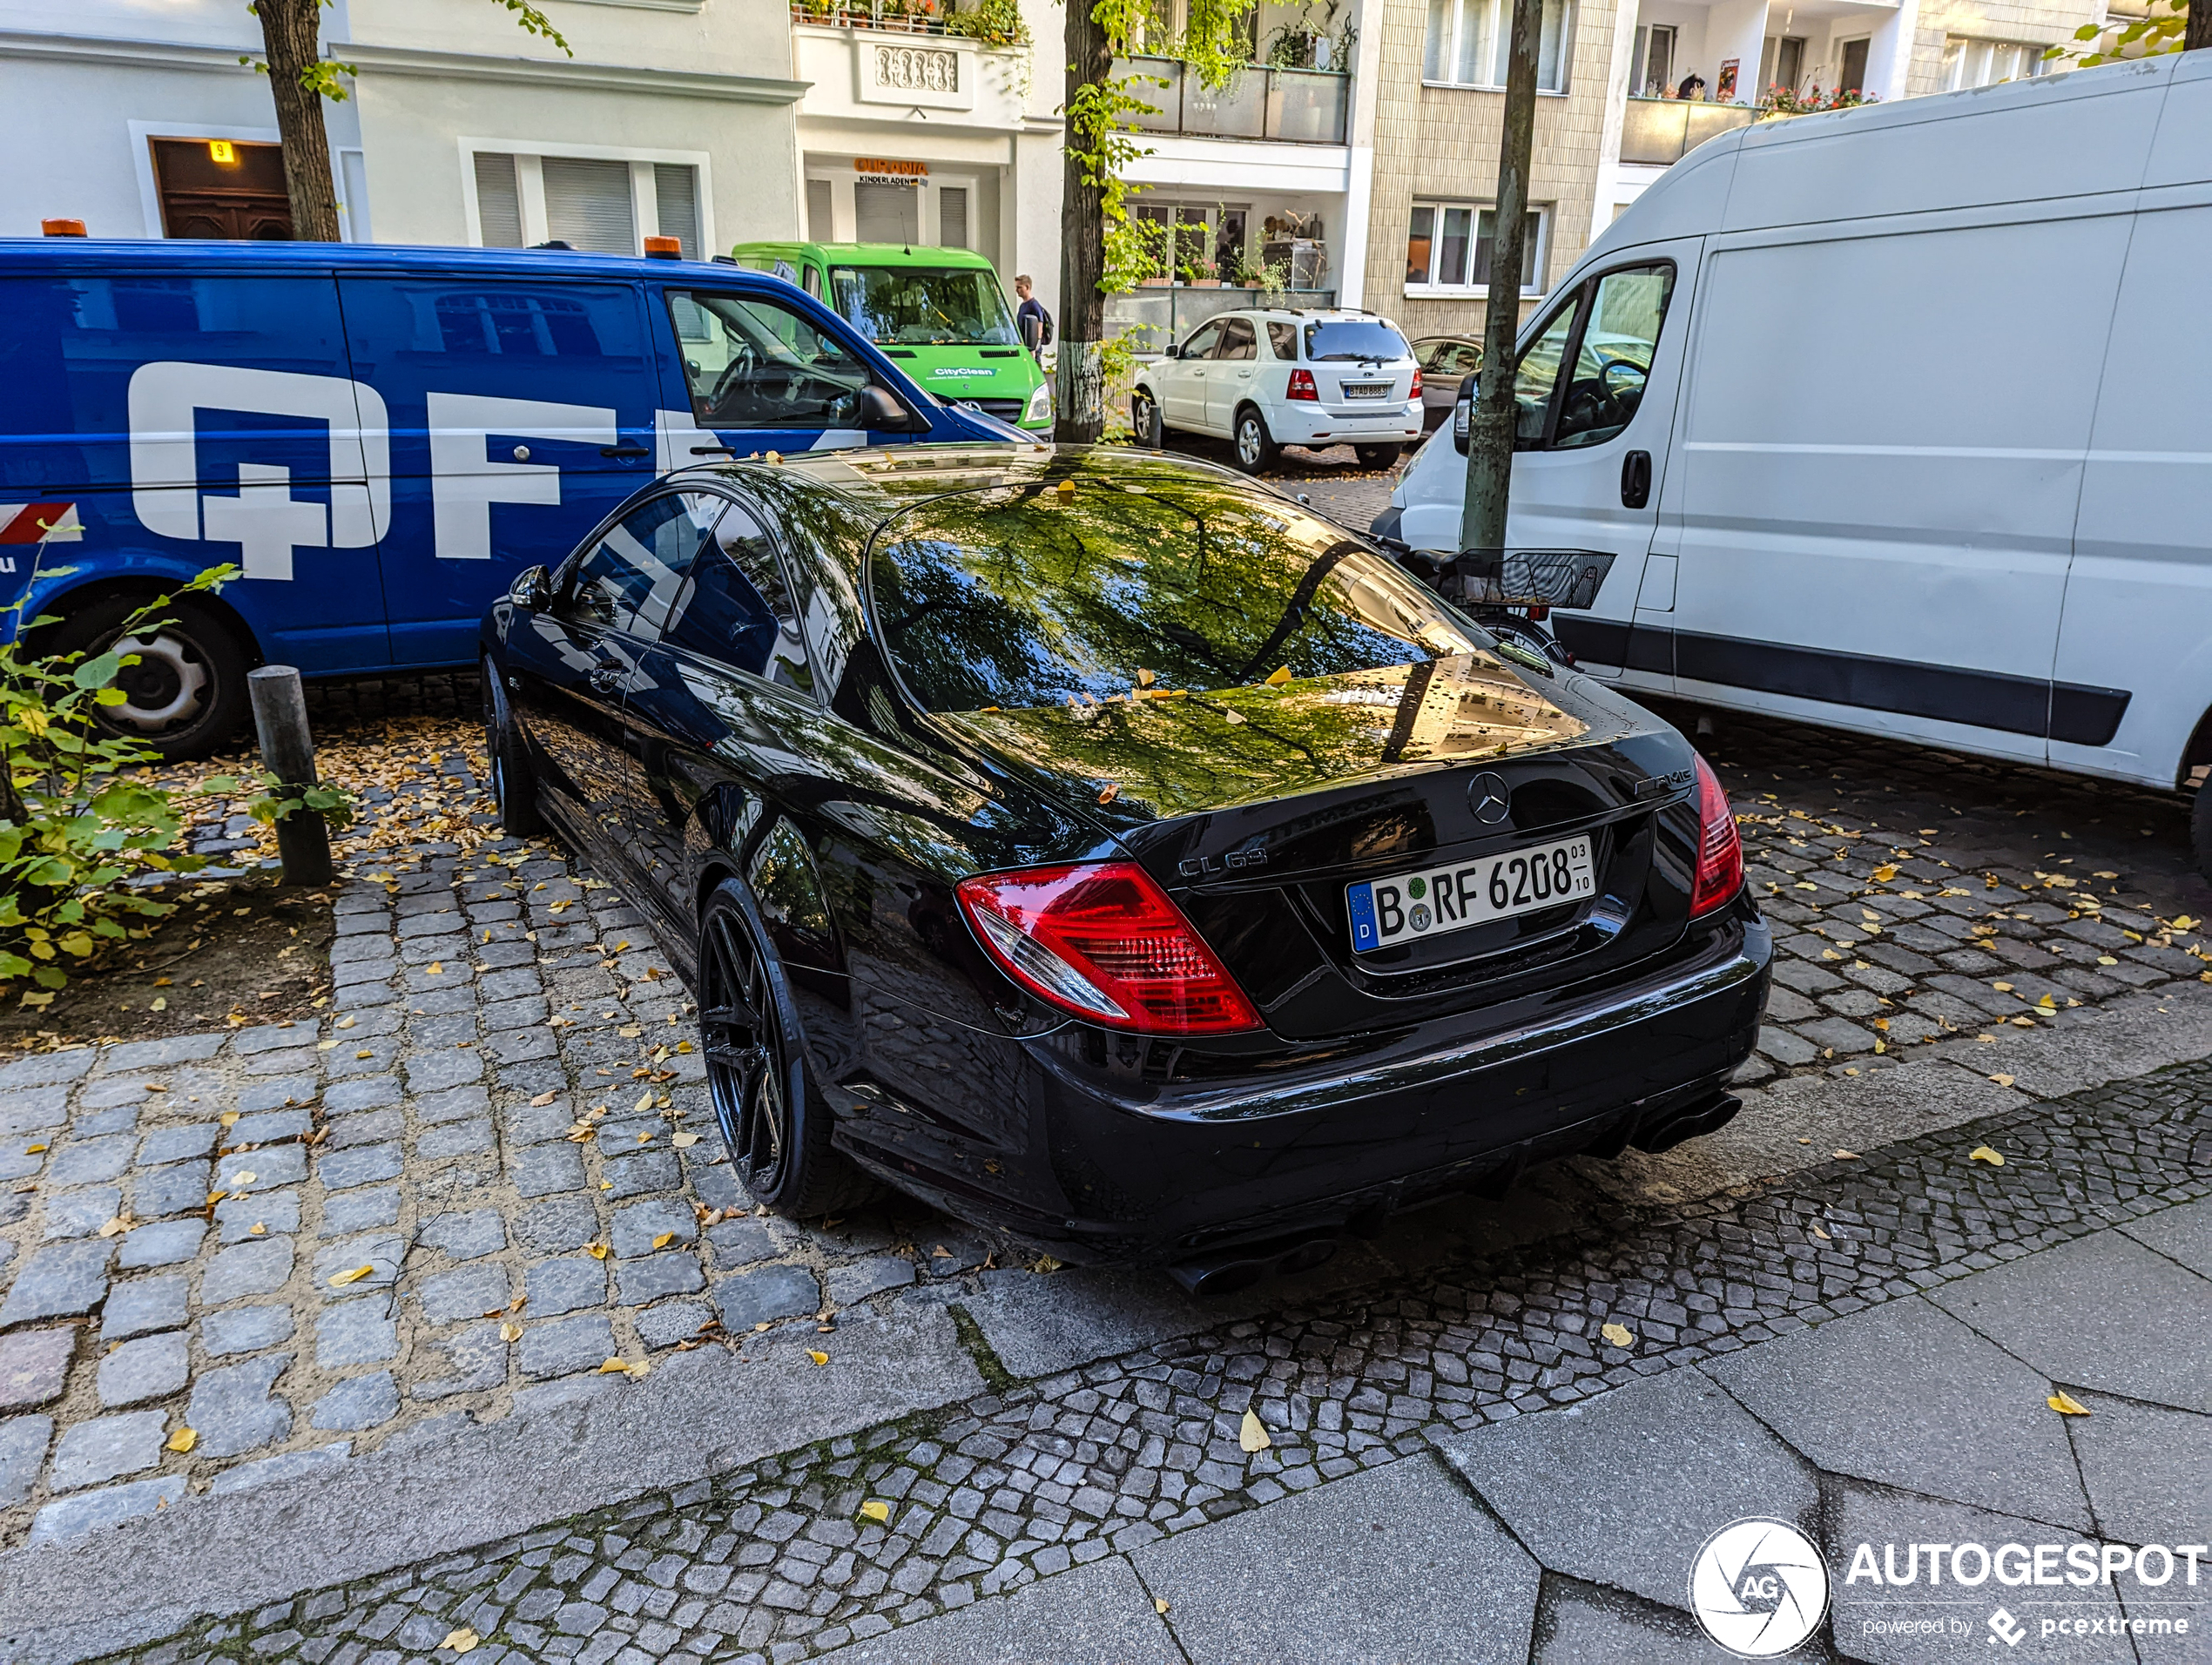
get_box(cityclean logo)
[1690,1519,1831,1657]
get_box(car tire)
[698,877,875,1218]
[2192,780,2212,887]
[41,591,249,763]
[1133,391,1164,449]
[1233,406,1278,474]
[1355,443,1403,470]
[482,658,547,836]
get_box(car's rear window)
[868,480,1485,713]
[1303,320,1409,362]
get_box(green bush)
[0,567,236,1006]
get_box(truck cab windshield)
[830,266,1018,347]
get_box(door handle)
[587,661,625,692]
[1621,449,1652,509]
[601,444,651,460]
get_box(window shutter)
[654,164,700,260]
[854,181,920,245]
[940,187,968,250]
[474,152,523,247]
[543,157,637,254]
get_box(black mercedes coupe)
[481,443,1770,1288]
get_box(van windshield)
[830,266,1018,347]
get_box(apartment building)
[1354,0,2108,347]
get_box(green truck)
[729,241,1052,433]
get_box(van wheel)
[2191,783,2212,886]
[482,658,546,836]
[43,594,248,763]
[1355,443,1403,470]
[1233,407,1278,474]
[1132,391,1164,449]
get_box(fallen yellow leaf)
[355,1049,373,1059]
[219,1112,239,1128]
[671,1132,699,1149]
[328,1264,374,1287]
[633,1091,655,1114]
[1988,1074,2015,1088]
[337,1015,355,1029]
[1264,664,1292,687]
[1601,1322,1635,1348]
[499,1322,522,1343]
[859,1500,891,1524]
[1238,1409,1271,1453]
[1992,981,2014,993]
[597,1357,631,1375]
[1156,1598,1171,1616]
[1811,1223,1831,1240]
[2047,1391,2091,1416]
[1872,865,1897,881]
[1096,783,1119,805]
[23,1143,45,1155]
[1833,1149,1860,1161]
[808,1350,830,1366]
[653,1231,675,1249]
[427,961,443,974]
[441,1628,481,1655]
[98,1217,129,1238]
[529,1090,556,1108]
[165,1426,197,1453]
[586,1241,609,1259]
[1969,1145,2006,1165]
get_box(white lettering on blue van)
[127,363,389,582]
[427,394,617,563]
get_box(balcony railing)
[1115,57,1351,145]
[1619,97,1758,166]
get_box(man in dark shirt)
[1014,274,1052,356]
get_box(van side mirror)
[1452,394,1472,456]
[510,565,552,611]
[859,384,925,432]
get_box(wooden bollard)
[248,666,333,887]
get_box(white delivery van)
[1377,55,2212,866]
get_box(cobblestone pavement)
[8,648,2212,1559]
[74,1054,2212,1663]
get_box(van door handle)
[1621,449,1652,509]
[601,444,651,460]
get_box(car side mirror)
[510,565,552,611]
[859,383,924,432]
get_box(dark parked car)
[482,444,1770,1290]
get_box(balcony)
[1619,97,1757,166]
[1115,56,1351,145]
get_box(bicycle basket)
[1433,548,1617,610]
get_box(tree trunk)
[1460,0,1544,552]
[254,0,345,243]
[2189,0,2209,54]
[1055,0,1114,442]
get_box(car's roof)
[734,240,996,269]
[0,238,771,285]
[1211,307,1395,324]
[668,442,1286,523]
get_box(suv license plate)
[1346,835,1596,953]
[1342,382,1392,399]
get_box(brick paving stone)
[611,1200,697,1260]
[320,1188,402,1236]
[520,1313,619,1382]
[185,1353,292,1459]
[95,1331,190,1408]
[317,1143,406,1190]
[201,1304,296,1358]
[705,1219,779,1269]
[49,1410,166,1491]
[615,1254,707,1307]
[316,1299,401,1369]
[313,1372,401,1432]
[129,1159,212,1220]
[199,1238,296,1306]
[713,1265,820,1331]
[30,1473,185,1544]
[418,1264,512,1325]
[413,1323,509,1400]
[825,1258,917,1308]
[215,1192,301,1244]
[0,1330,72,1410]
[312,1234,406,1297]
[0,1414,48,1506]
[420,1208,506,1262]
[518,1199,600,1256]
[47,1136,135,1188]
[40,1187,120,1242]
[0,1241,112,1326]
[527,1257,610,1318]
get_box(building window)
[1941,37,2049,89]
[466,147,706,255]
[1424,0,1573,91]
[1406,203,1546,294]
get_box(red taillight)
[1688,753,1743,918]
[1409,369,1423,400]
[955,861,1263,1035]
[1286,368,1318,401]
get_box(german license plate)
[1345,835,1596,953]
[1342,382,1393,399]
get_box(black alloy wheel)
[482,659,545,835]
[698,880,871,1216]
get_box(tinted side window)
[1551,265,1675,450]
[1214,318,1257,361]
[1266,321,1298,360]
[663,289,870,429]
[563,491,722,635]
[664,499,810,690]
[1180,320,1223,359]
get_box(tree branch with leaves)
[245,0,573,243]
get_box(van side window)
[562,491,723,636]
[1266,321,1298,360]
[663,289,869,429]
[1509,300,1581,445]
[1551,265,1675,450]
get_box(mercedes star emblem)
[1469,771,1511,825]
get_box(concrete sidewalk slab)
[1704,1297,2094,1531]
[1534,1581,1830,1665]
[1131,1454,1541,1665]
[811,1556,1180,1665]
[1825,1480,2131,1665]
[2121,1196,2212,1279]
[1437,1367,1818,1612]
[2063,1392,2212,1549]
[0,1302,982,1665]
[1927,1230,2212,1414]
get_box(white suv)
[1131,309,1423,474]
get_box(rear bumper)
[1271,401,1421,447]
[838,907,1771,1264]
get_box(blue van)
[0,239,1008,757]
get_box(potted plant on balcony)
[945,0,1031,49]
